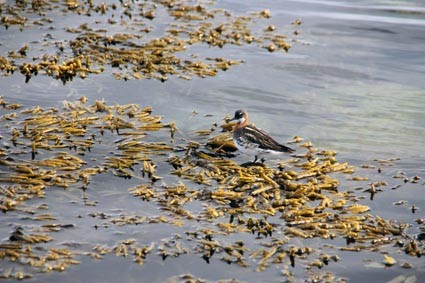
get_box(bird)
[230,109,294,163]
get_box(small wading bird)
[230,109,294,163]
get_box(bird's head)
[230,109,248,127]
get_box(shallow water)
[1,0,425,282]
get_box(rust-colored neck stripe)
[234,113,248,131]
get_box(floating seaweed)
[0,97,423,281]
[0,0,299,84]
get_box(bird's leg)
[253,156,258,163]
[260,157,266,163]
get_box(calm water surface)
[1,0,424,282]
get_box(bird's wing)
[240,125,294,153]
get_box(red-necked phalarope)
[230,109,294,163]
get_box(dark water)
[1,0,425,282]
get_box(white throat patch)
[237,117,246,124]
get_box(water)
[1,0,424,282]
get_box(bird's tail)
[279,144,295,153]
